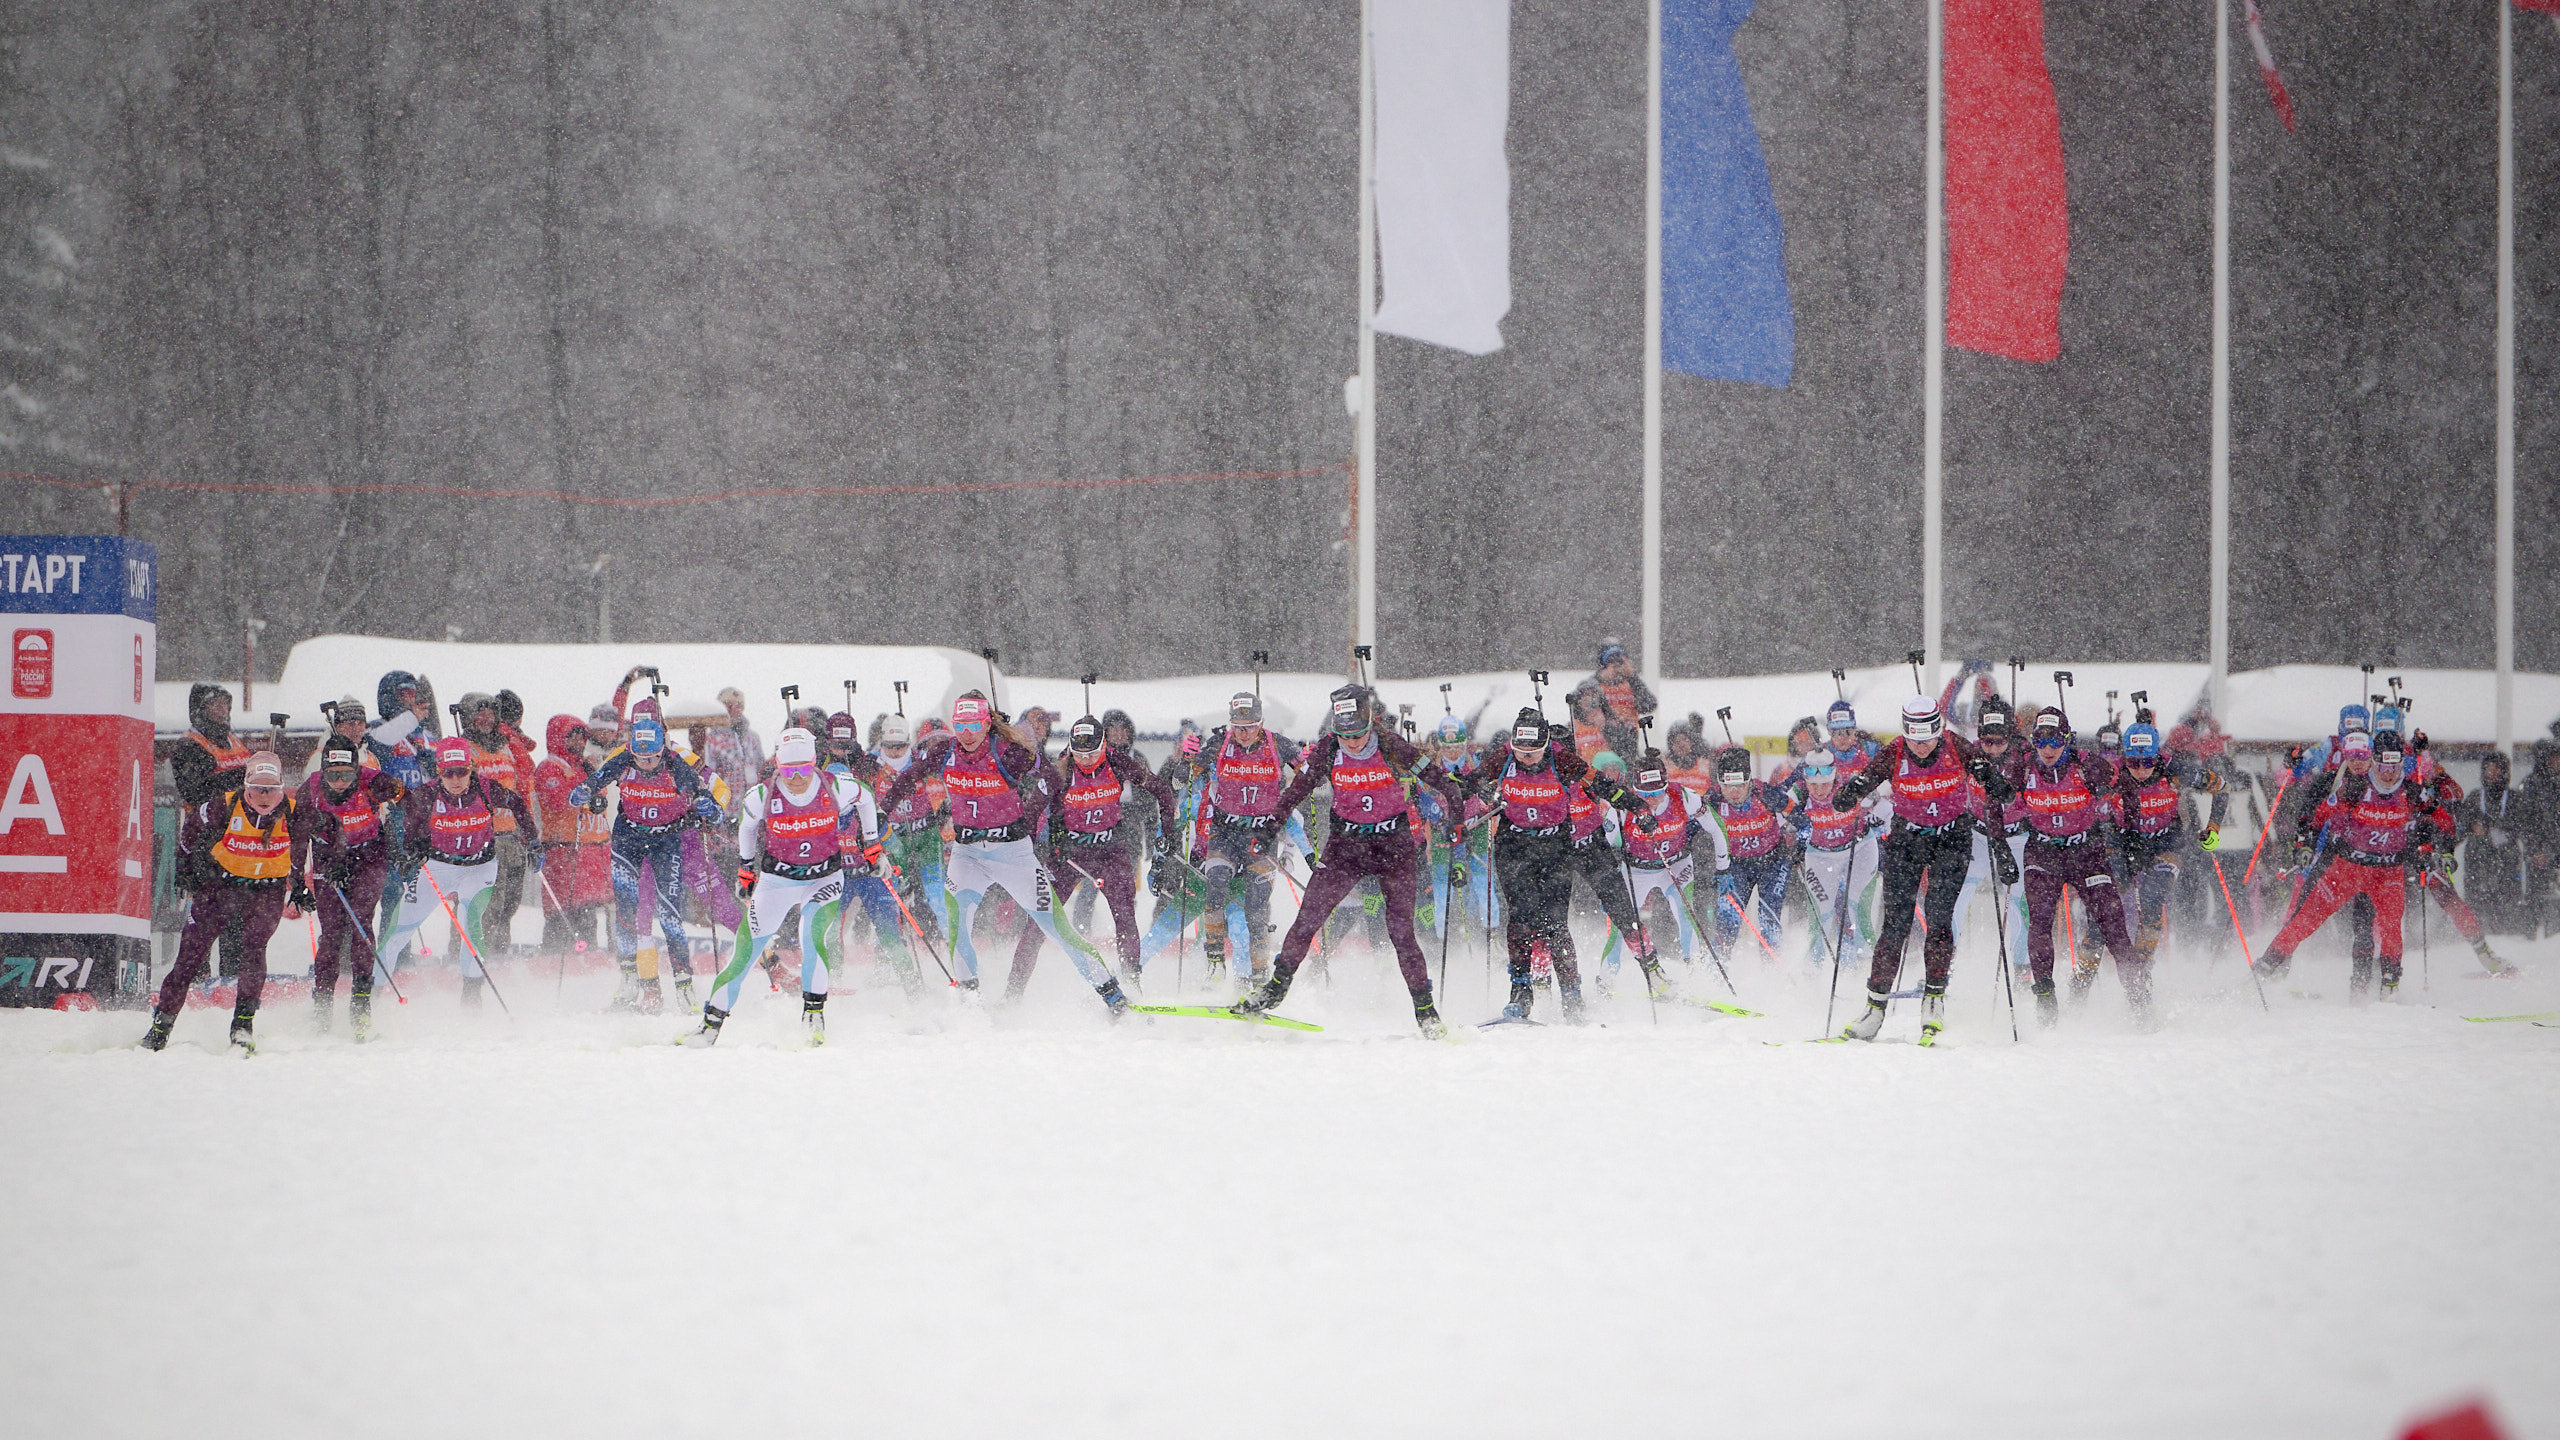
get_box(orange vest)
[193,731,252,774]
[211,794,295,881]
[468,737,524,833]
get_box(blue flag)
[1662,0,1793,387]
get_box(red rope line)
[1,463,1347,508]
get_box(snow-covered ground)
[7,906,2555,1438]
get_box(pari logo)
[12,629,51,699]
[0,956,95,992]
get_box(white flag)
[1371,0,1512,356]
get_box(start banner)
[0,536,156,1006]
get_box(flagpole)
[1642,0,1664,695]
[2496,0,2515,758]
[1923,0,1944,692]
[2210,0,2231,725]
[1355,0,1379,670]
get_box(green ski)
[2462,1010,2560,1023]
[1665,995,1763,1019]
[1129,1004,1323,1032]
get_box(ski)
[1476,1014,1544,1028]
[1663,995,1764,1019]
[1128,1004,1322,1032]
[2461,1010,2560,1023]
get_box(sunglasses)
[952,720,988,734]
[778,761,817,778]
[2033,734,2067,747]
[439,763,475,776]
[245,784,285,799]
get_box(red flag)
[2399,1400,2509,1440]
[2245,0,2297,131]
[1944,0,2068,363]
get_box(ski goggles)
[438,761,476,777]
[951,719,988,736]
[777,761,818,782]
[2032,732,2068,749]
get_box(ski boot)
[2032,979,2059,1029]
[679,1004,728,1047]
[673,977,700,1016]
[1841,990,1888,1041]
[2378,961,2403,1002]
[2348,953,2375,1004]
[1096,979,1133,1022]
[137,1010,176,1052]
[637,978,665,1015]
[1499,980,1536,1022]
[311,990,334,1034]
[2122,964,2160,1033]
[461,976,485,1011]
[1558,982,1590,1026]
[606,972,643,1013]
[2475,940,2517,977]
[1639,955,1677,1001]
[2132,920,2164,968]
[1916,991,1947,1047]
[802,992,827,1046]
[2067,959,2097,1008]
[1411,991,1448,1040]
[1118,962,1144,997]
[2251,948,2292,982]
[229,1013,257,1057]
[351,994,376,1044]
[1231,966,1296,1018]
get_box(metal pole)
[2210,0,2232,725]
[1923,0,1945,693]
[1354,0,1380,667]
[2496,0,2515,759]
[1641,0,1665,695]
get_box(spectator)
[1583,641,1657,758]
[171,683,249,806]
[533,714,613,957]
[2523,737,2560,938]
[366,671,439,790]
[701,686,765,808]
[586,702,623,759]
[1565,683,1611,761]
[1018,706,1061,760]
[2459,750,2532,937]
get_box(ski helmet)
[2122,723,2162,761]
[1801,749,1838,785]
[628,717,666,756]
[1900,695,1943,741]
[1227,692,1262,726]
[2338,703,2371,735]
[1632,750,1668,794]
[1715,745,1753,783]
[2339,730,2374,760]
[377,670,419,721]
[1826,700,1857,735]
[775,728,817,769]
[1509,707,1549,750]
[826,712,859,750]
[1434,715,1469,746]
[877,714,913,746]
[433,736,473,770]
[1069,716,1105,754]
[1328,684,1373,738]
[244,752,285,790]
[2372,730,2406,767]
[2372,704,2405,738]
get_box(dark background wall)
[3,0,2552,685]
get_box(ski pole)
[1820,849,1856,1036]
[535,868,575,1001]
[327,880,405,1004]
[421,868,513,1017]
[1989,863,2019,1042]
[2419,869,2429,993]
[877,860,958,986]
[1719,887,1784,966]
[2208,854,2269,1011]
[1670,879,1741,996]
[1616,843,1659,1022]
[2242,767,2292,885]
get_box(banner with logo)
[0,536,157,1006]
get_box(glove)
[288,885,315,914]
[1152,832,1175,862]
[736,864,757,898]
[1715,854,1732,874]
[1992,841,2020,887]
[528,846,546,872]
[1180,733,1203,758]
[693,794,724,825]
[1608,789,1643,816]
[2198,825,2221,851]
[1964,754,1996,784]
[852,841,884,877]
